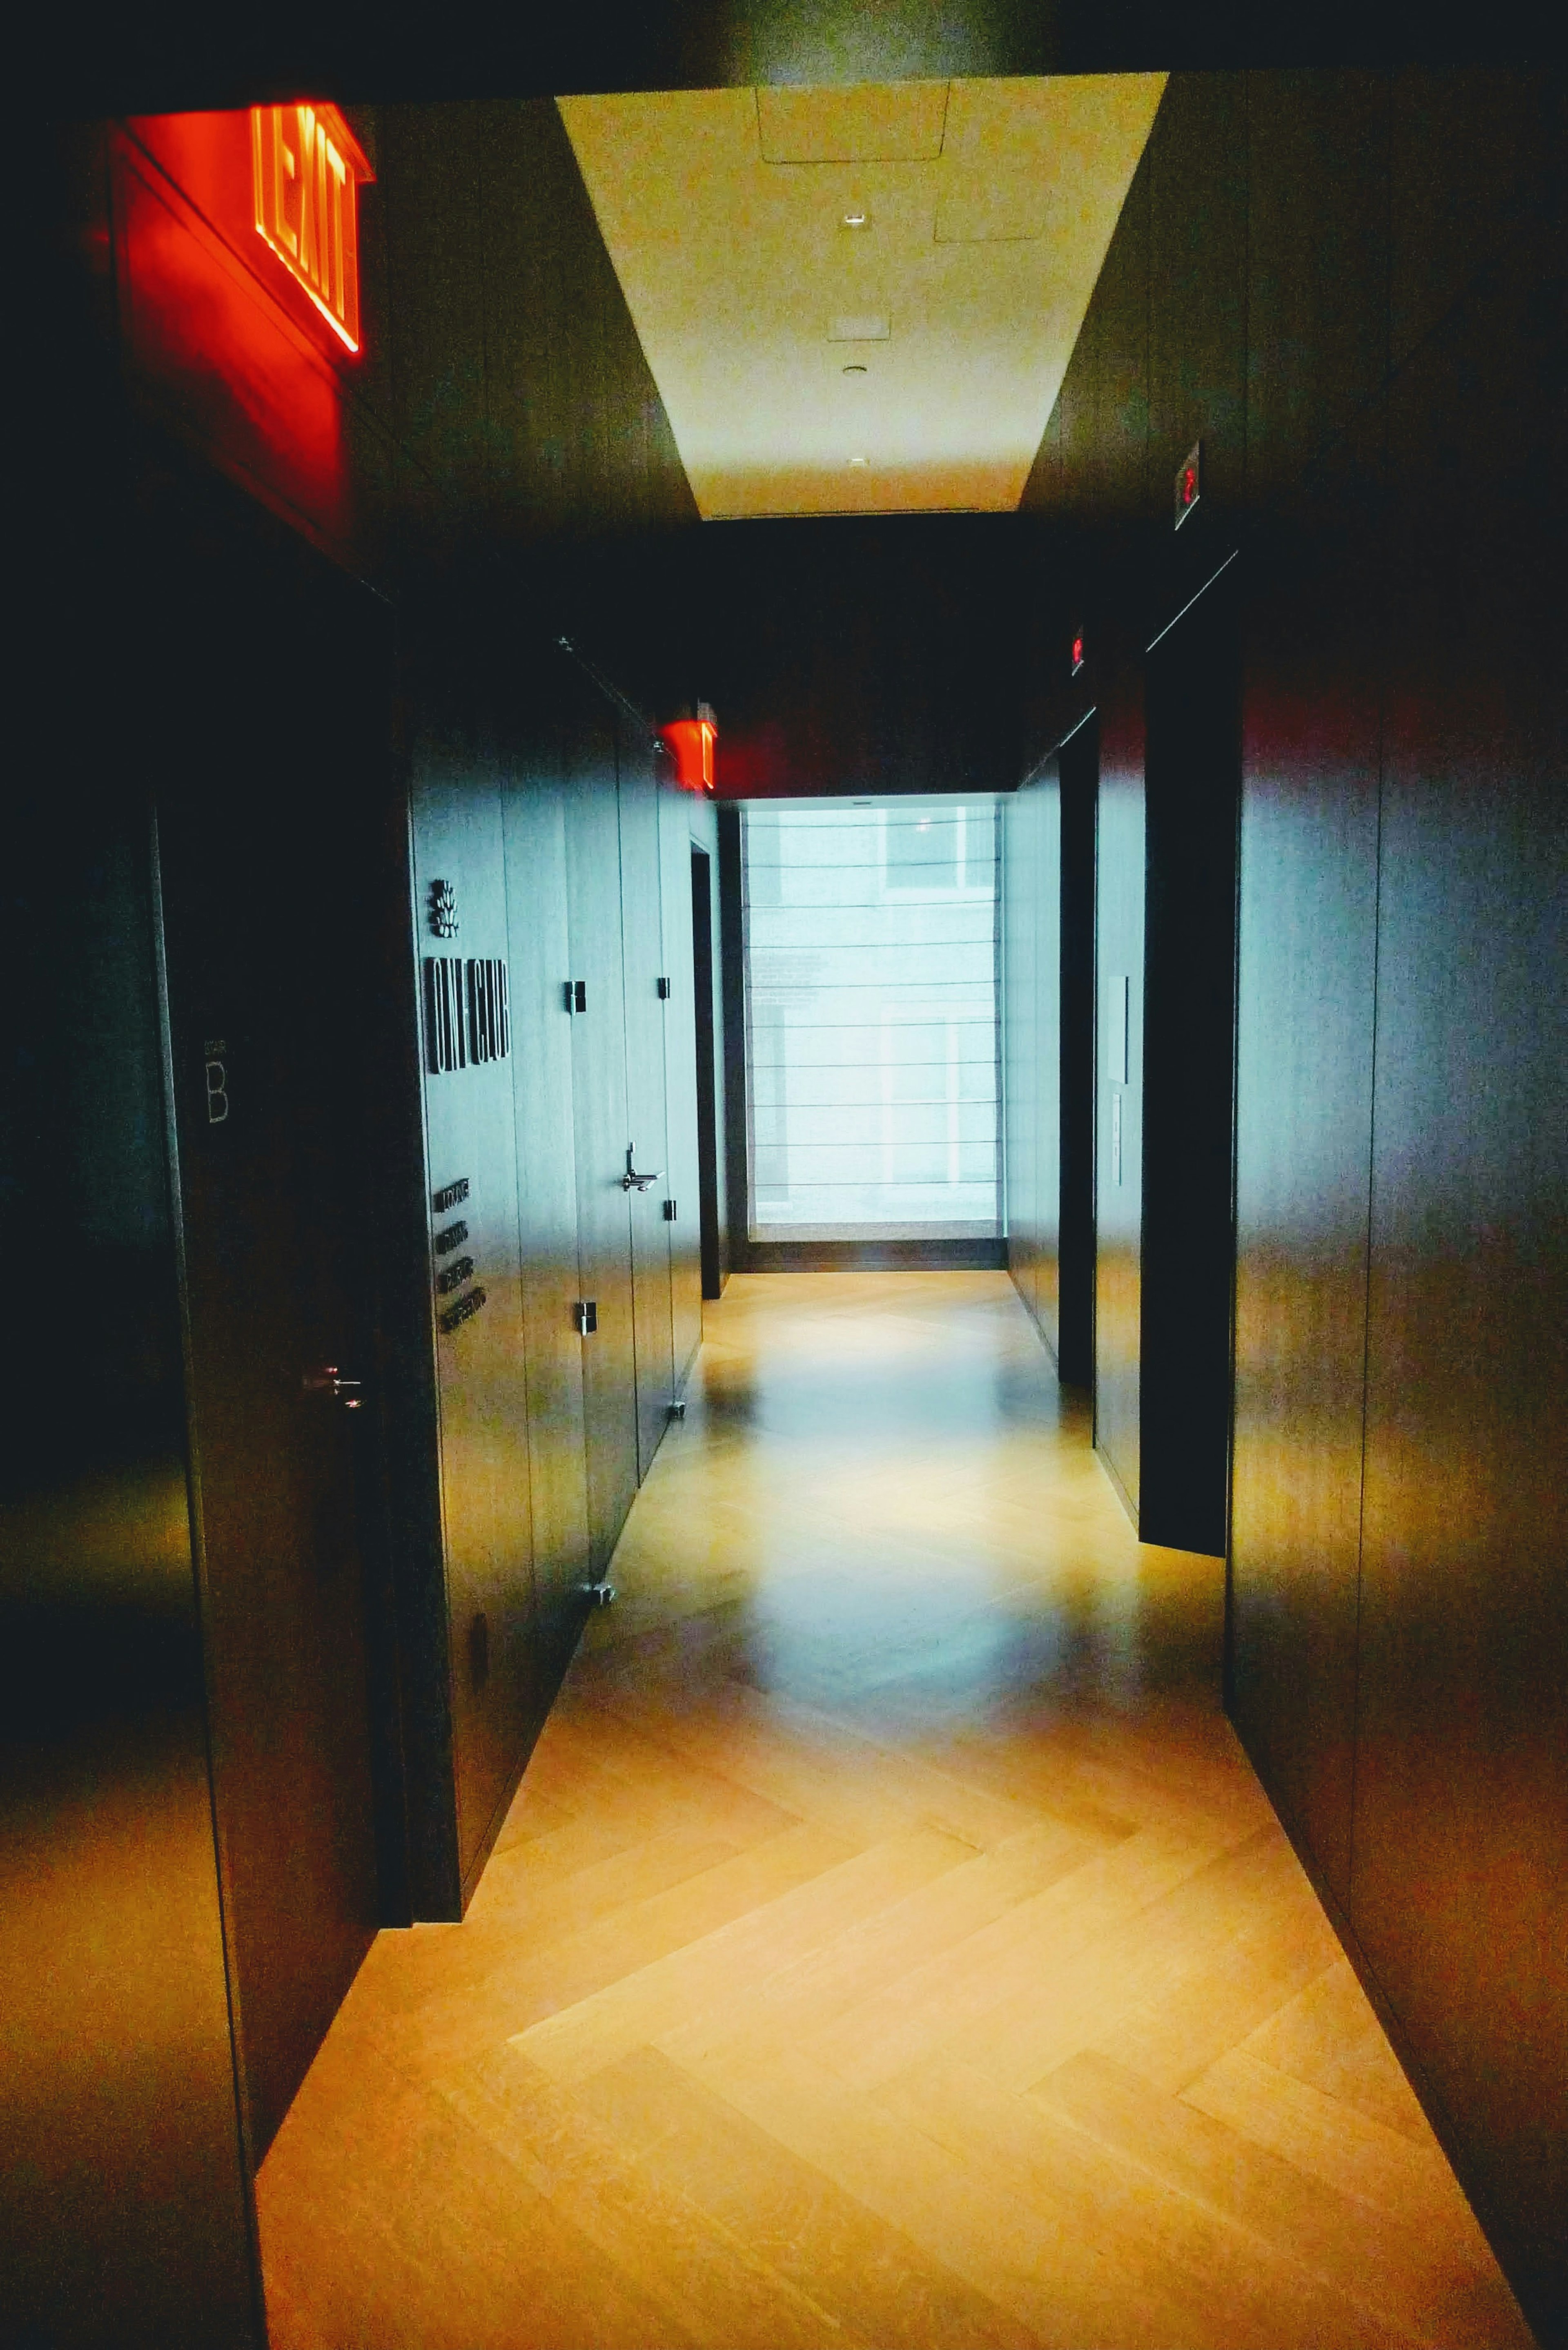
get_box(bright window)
[743,798,1002,1239]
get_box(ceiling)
[558,74,1165,520]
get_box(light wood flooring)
[257,1271,1533,2349]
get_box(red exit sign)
[252,104,373,351]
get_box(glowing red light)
[1071,633,1085,671]
[659,716,717,793]
[252,104,373,352]
[1182,467,1197,504]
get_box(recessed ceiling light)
[847,455,869,468]
[842,207,871,230]
[842,363,868,376]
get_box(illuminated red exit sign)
[659,706,719,793]
[252,104,373,351]
[1174,441,1202,529]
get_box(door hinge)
[657,975,672,999]
[574,1300,597,1336]
[663,1197,677,1221]
[564,979,587,1013]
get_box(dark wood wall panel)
[407,762,538,1902]
[363,94,708,1915]
[1244,71,1390,508]
[658,784,713,1380]
[1354,221,1566,2339]
[1017,71,1564,2337]
[1227,58,1392,1900]
[1146,72,1246,630]
[501,753,593,1700]
[1138,559,1240,1557]
[617,720,678,1476]
[1387,69,1564,376]
[40,76,715,2332]
[152,476,393,2160]
[1019,121,1153,1512]
[1090,150,1152,531]
[564,720,642,1579]
[2,783,262,2348]
[1229,404,1386,1915]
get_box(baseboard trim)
[739,1238,1007,1273]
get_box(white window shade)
[744,799,1002,1239]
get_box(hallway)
[255,1274,1527,2350]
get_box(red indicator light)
[658,711,718,792]
[1070,632,1085,676]
[1174,440,1203,530]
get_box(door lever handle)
[621,1146,664,1193]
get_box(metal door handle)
[307,1365,364,1410]
[622,1146,663,1193]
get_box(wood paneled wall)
[24,91,721,2338]
[3,522,264,2343]
[359,88,720,1916]
[1015,69,1566,2341]
[396,668,720,1917]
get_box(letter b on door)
[203,1039,229,1126]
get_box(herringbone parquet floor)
[257,1272,1532,2349]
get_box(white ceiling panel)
[558,74,1165,519]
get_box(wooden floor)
[258,1272,1532,2350]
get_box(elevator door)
[1140,562,1241,1555]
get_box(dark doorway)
[1139,561,1242,1556]
[691,848,723,1299]
[152,476,389,2161]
